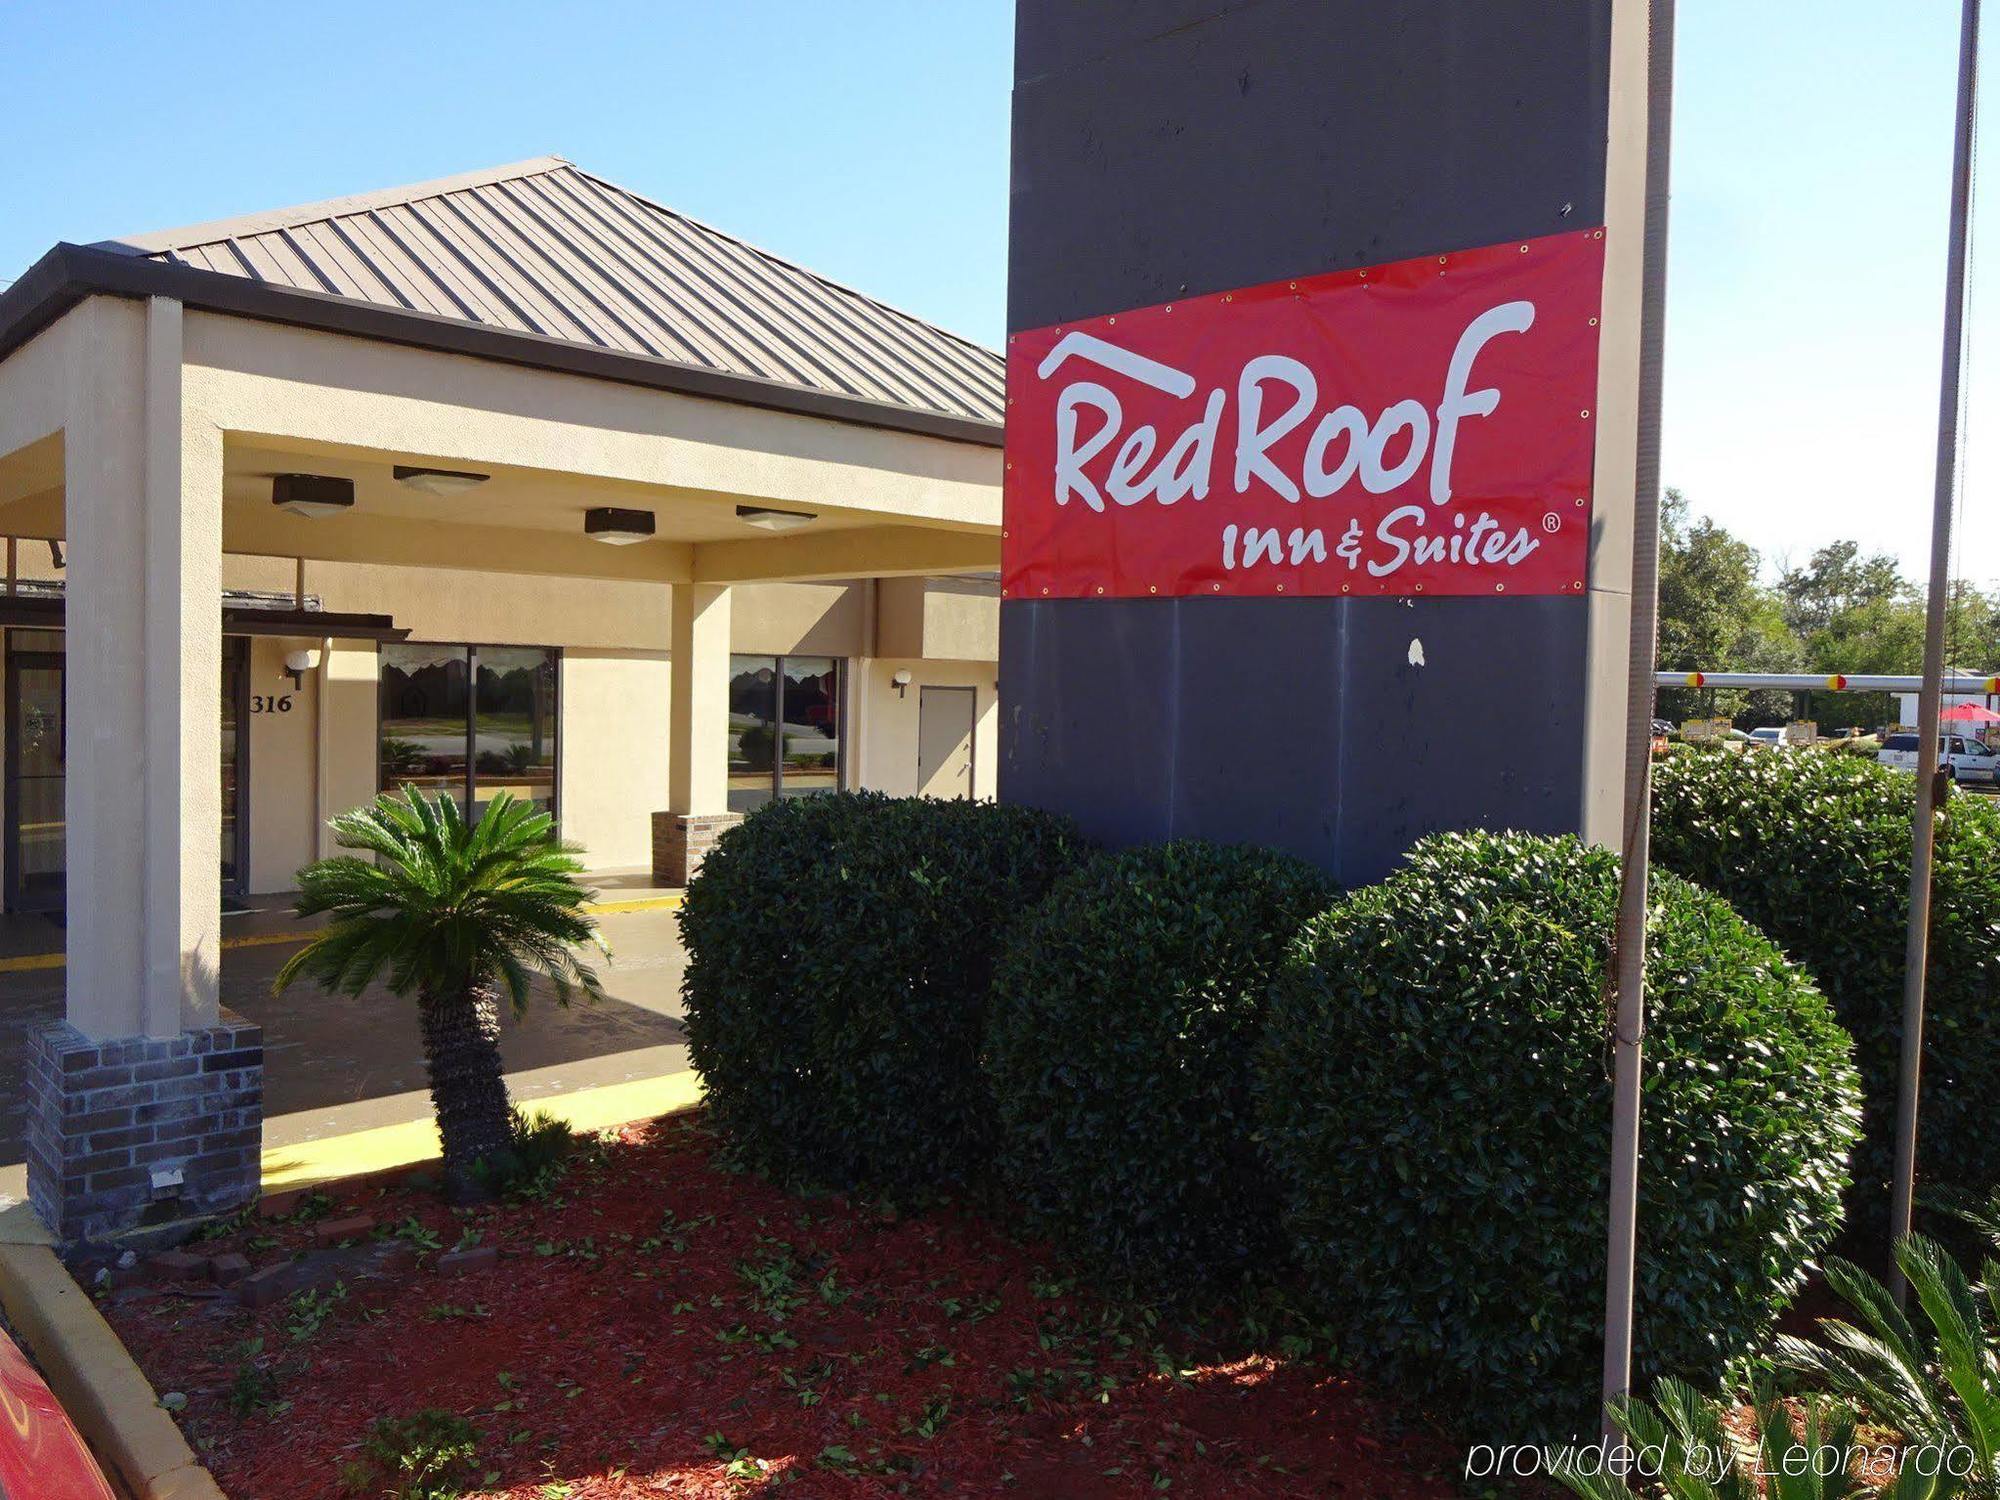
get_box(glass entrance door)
[4,630,251,911]
[220,637,249,898]
[5,638,66,913]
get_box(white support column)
[30,296,252,1245]
[668,583,731,815]
[63,295,219,1039]
[148,297,224,1032]
[656,582,733,884]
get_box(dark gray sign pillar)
[1002,1,1648,884]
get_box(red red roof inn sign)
[1002,227,1607,600]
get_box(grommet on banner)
[1149,585,1158,594]
[1580,409,1592,419]
[1094,586,1104,595]
[1495,583,1506,593]
[1575,497,1587,506]
[1275,583,1285,592]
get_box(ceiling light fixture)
[584,506,656,545]
[736,505,816,532]
[393,465,490,496]
[272,474,355,519]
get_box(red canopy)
[1940,701,2000,723]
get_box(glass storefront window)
[474,647,558,819]
[380,645,471,804]
[381,643,559,819]
[728,654,841,812]
[728,656,779,814]
[779,657,840,799]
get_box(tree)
[275,788,605,1197]
[1654,490,1802,724]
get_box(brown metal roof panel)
[369,203,518,328]
[686,225,976,412]
[300,218,419,311]
[501,175,734,370]
[428,190,615,349]
[398,199,554,335]
[564,173,892,399]
[340,213,469,319]
[108,156,1005,426]
[452,184,666,357]
[544,172,833,389]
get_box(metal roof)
[105,156,1004,428]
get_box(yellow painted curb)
[0,1243,226,1500]
[587,892,685,915]
[260,1068,705,1194]
[0,892,681,974]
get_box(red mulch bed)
[100,1115,1465,1498]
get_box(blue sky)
[0,1,1990,583]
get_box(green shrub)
[984,841,1335,1293]
[1258,831,1860,1438]
[341,1410,481,1500]
[680,792,1086,1196]
[1651,750,2000,1240]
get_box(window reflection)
[728,656,779,814]
[729,654,840,811]
[780,657,839,798]
[380,645,470,804]
[381,643,559,819]
[474,647,558,818]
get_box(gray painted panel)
[1009,0,1613,330]
[1004,0,1612,883]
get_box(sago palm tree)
[276,787,606,1197]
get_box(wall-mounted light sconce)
[393,465,489,496]
[736,504,816,532]
[584,507,656,545]
[892,668,913,699]
[283,648,322,690]
[273,474,355,519]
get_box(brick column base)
[652,811,744,886]
[25,1009,263,1247]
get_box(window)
[728,654,841,812]
[380,643,559,818]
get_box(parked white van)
[1878,733,2000,783]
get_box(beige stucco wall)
[0,560,1002,900]
[876,577,999,661]
[728,581,867,657]
[858,659,998,800]
[244,635,319,890]
[557,649,673,870]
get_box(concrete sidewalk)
[0,891,698,1234]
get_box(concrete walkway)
[0,884,697,1229]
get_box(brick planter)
[652,811,742,885]
[24,1009,263,1246]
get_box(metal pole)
[1602,0,1678,1444]
[1890,0,1981,1304]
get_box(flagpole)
[1601,0,1678,1445]
[1890,0,1981,1306]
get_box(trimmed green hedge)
[1651,750,2000,1239]
[679,792,1086,1196]
[1258,831,1860,1437]
[984,841,1335,1294]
